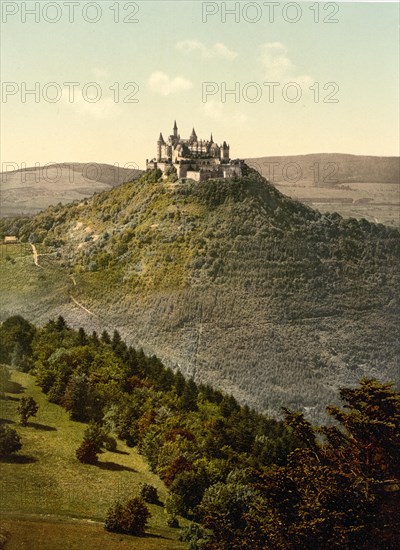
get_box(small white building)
[4,236,18,244]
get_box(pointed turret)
[210,133,213,143]
[173,120,178,138]
[157,132,165,161]
[190,127,197,140]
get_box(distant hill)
[1,166,399,419]
[246,154,400,227]
[0,163,143,218]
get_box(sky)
[1,1,399,170]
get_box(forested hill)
[1,166,399,419]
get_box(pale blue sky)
[1,1,398,168]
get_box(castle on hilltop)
[146,121,243,182]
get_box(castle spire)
[173,120,178,138]
[190,127,197,140]
[158,132,165,144]
[210,133,213,143]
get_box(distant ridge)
[0,162,143,218]
[246,153,399,184]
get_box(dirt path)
[30,248,97,319]
[30,244,42,268]
[70,295,98,318]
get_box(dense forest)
[1,315,399,548]
[1,167,399,418]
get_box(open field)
[275,181,400,227]
[0,164,143,218]
[0,517,185,550]
[247,154,400,227]
[0,369,187,549]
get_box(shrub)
[166,515,179,528]
[0,365,11,397]
[17,396,38,426]
[103,434,117,452]
[81,423,117,452]
[83,423,104,452]
[140,483,161,505]
[76,439,99,464]
[0,424,22,457]
[179,523,210,549]
[105,497,150,536]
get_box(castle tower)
[221,141,230,161]
[190,127,197,142]
[157,132,165,161]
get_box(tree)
[0,365,11,398]
[62,374,89,421]
[101,330,111,344]
[179,523,210,549]
[174,371,186,397]
[55,315,67,332]
[140,483,161,505]
[105,497,150,535]
[0,425,22,457]
[75,423,105,464]
[17,396,39,426]
[0,316,36,364]
[198,379,400,549]
[76,439,99,464]
[181,379,198,411]
[77,327,87,346]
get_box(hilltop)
[246,153,400,227]
[1,166,399,419]
[0,163,143,218]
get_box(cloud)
[176,40,238,60]
[260,42,312,85]
[61,90,120,120]
[148,71,193,96]
[203,100,247,125]
[92,67,110,80]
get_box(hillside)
[0,163,143,218]
[246,154,400,227]
[0,368,187,549]
[1,166,399,419]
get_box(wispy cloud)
[61,89,120,120]
[203,100,247,125]
[148,71,193,96]
[260,42,312,85]
[176,40,238,60]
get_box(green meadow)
[0,368,187,549]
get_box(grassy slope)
[0,368,187,549]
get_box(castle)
[146,121,243,182]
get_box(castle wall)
[186,170,202,182]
